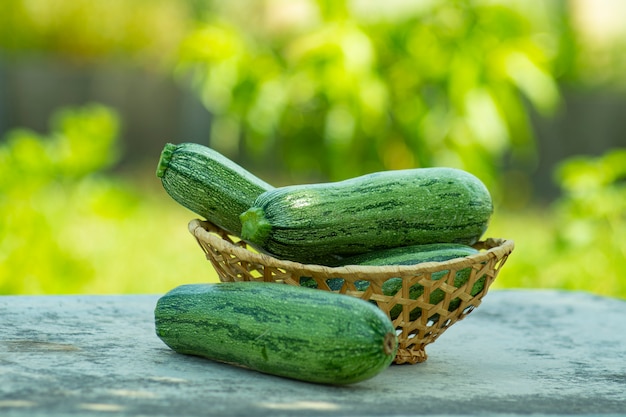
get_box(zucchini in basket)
[157,142,273,236]
[240,167,493,265]
[301,243,484,320]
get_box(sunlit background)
[1,0,624,296]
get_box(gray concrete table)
[1,290,625,417]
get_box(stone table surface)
[1,290,625,417]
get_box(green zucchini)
[338,243,479,267]
[301,243,482,320]
[156,142,273,236]
[381,273,485,321]
[154,282,397,385]
[240,167,492,265]
[343,243,483,320]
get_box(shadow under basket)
[188,219,514,365]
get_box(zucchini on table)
[157,142,273,236]
[240,167,493,265]
[155,282,398,385]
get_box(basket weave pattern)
[188,219,514,364]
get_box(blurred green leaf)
[541,149,626,297]
[556,148,626,192]
[0,104,125,294]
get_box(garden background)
[1,0,625,297]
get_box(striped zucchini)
[154,282,397,385]
[240,167,493,265]
[337,243,480,267]
[301,243,482,319]
[156,142,273,236]
[343,243,483,320]
[382,273,486,321]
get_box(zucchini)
[381,273,485,321]
[299,277,369,291]
[342,243,483,320]
[300,243,482,320]
[337,243,479,267]
[154,282,397,385]
[157,142,273,236]
[240,167,492,265]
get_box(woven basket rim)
[188,219,515,277]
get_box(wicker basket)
[188,219,514,364]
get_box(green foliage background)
[1,0,625,298]
[176,1,563,195]
[0,106,208,294]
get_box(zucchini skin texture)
[240,167,493,265]
[154,282,397,385]
[337,243,479,267]
[157,142,273,236]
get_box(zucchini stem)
[383,332,398,356]
[240,207,272,244]
[156,143,176,178]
